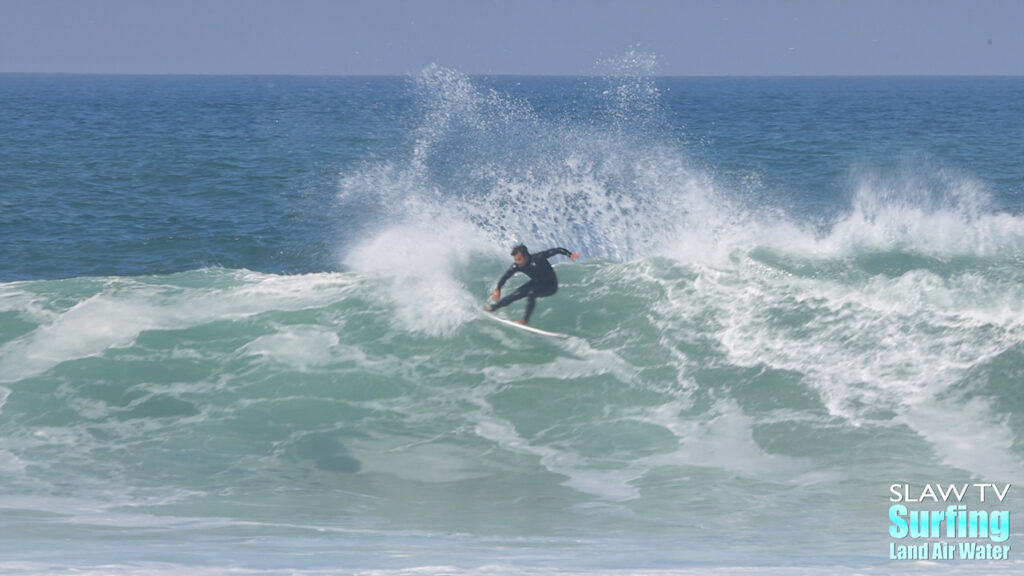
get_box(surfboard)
[484,311,569,339]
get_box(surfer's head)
[511,244,529,267]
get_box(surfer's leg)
[523,294,537,323]
[492,281,557,323]
[521,283,556,323]
[491,281,535,311]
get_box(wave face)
[1,70,1024,574]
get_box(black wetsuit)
[490,247,573,322]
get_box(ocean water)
[1,68,1023,574]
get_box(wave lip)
[821,168,1024,259]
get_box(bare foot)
[515,319,527,325]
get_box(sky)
[0,0,1021,76]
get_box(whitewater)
[1,67,1023,574]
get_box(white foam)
[0,290,161,383]
[658,158,1024,272]
[901,394,1023,483]
[0,281,60,325]
[823,180,1024,257]
[701,247,1024,481]
[639,399,827,485]
[0,271,360,383]
[481,343,636,387]
[467,393,646,502]
[344,215,494,337]
[239,324,346,370]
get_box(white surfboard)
[484,311,569,339]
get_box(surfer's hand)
[491,289,501,301]
[570,252,581,261]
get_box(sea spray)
[340,64,726,263]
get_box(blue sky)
[1,0,1021,75]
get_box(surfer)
[485,244,580,325]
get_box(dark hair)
[511,244,529,257]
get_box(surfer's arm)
[537,247,581,261]
[495,265,517,292]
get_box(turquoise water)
[1,69,1023,574]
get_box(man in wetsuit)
[485,244,580,325]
